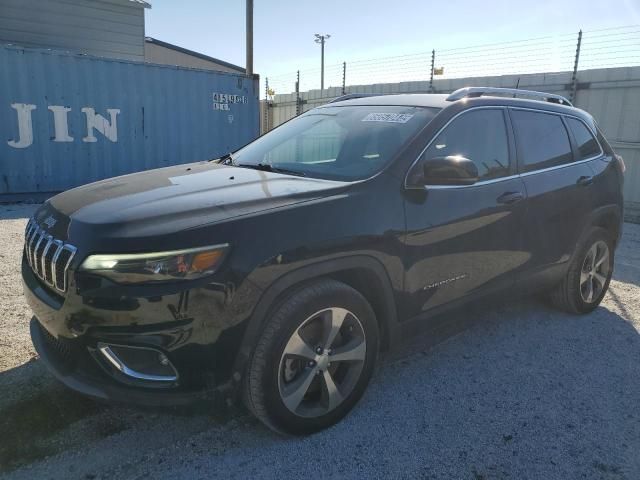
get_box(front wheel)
[550,227,614,314]
[243,279,379,435]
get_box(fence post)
[263,77,270,132]
[570,30,582,103]
[429,49,435,93]
[295,70,301,116]
[342,61,346,95]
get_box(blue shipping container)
[0,44,260,199]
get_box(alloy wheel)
[580,240,611,303]
[277,307,367,418]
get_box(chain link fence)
[262,24,640,108]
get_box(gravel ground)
[1,205,639,480]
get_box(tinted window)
[421,109,510,181]
[234,105,440,181]
[566,117,601,159]
[511,110,573,172]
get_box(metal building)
[0,0,243,73]
[144,37,246,74]
[0,0,150,61]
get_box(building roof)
[101,0,151,8]
[127,0,151,7]
[144,37,245,73]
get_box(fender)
[229,255,400,391]
[555,203,623,279]
[582,204,623,248]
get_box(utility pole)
[246,0,253,76]
[314,34,330,92]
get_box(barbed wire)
[263,25,640,98]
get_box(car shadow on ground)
[0,355,253,474]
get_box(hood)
[47,162,349,239]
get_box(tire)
[243,279,379,435]
[550,226,614,314]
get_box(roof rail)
[327,93,384,104]
[446,87,573,107]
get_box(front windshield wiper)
[215,152,236,166]
[236,163,306,177]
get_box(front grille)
[25,219,77,293]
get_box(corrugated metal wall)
[0,0,146,61]
[266,66,640,221]
[0,45,260,198]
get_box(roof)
[100,0,151,8]
[126,0,151,7]
[144,37,245,73]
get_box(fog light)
[98,343,178,383]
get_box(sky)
[146,0,640,92]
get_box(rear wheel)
[243,279,379,435]
[550,227,614,314]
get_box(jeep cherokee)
[23,87,625,434]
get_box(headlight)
[79,244,229,284]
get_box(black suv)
[23,87,624,434]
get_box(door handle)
[497,191,524,205]
[577,175,594,186]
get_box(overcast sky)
[146,0,640,85]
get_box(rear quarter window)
[566,117,602,159]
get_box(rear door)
[510,108,595,276]
[402,107,528,318]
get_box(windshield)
[232,105,440,181]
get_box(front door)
[402,107,528,319]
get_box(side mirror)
[423,155,479,186]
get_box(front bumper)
[30,317,213,406]
[22,253,255,407]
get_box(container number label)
[213,93,247,111]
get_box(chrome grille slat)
[25,223,36,265]
[56,246,77,292]
[24,220,77,294]
[50,240,64,287]
[41,236,53,282]
[33,232,46,276]
[27,224,40,267]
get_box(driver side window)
[421,109,510,181]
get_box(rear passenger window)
[566,117,601,159]
[422,109,510,181]
[511,110,573,172]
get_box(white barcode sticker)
[362,113,414,123]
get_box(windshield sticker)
[362,113,414,124]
